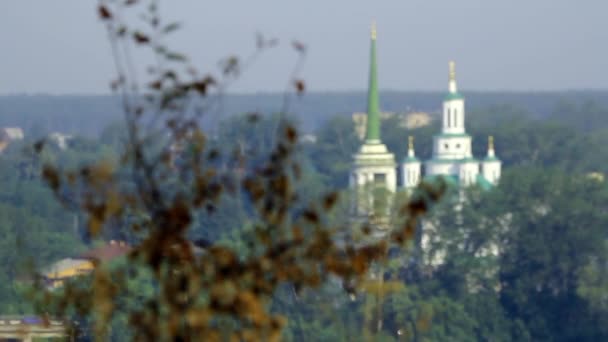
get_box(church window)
[444,143,449,150]
[453,109,458,127]
[456,143,461,149]
[447,108,451,127]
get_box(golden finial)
[408,136,414,150]
[371,21,377,40]
[449,61,456,81]
[488,135,494,150]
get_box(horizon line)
[2,88,608,97]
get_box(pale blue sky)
[0,0,606,94]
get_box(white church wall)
[351,163,397,217]
[482,161,501,185]
[459,162,480,186]
[432,136,472,159]
[425,162,459,177]
[442,99,465,134]
[401,163,421,189]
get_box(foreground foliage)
[27,1,440,340]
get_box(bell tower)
[443,61,466,134]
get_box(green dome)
[445,92,464,101]
[476,174,494,191]
[402,156,420,163]
[423,174,460,188]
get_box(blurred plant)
[31,0,445,340]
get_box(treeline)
[1,90,608,137]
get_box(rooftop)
[80,241,131,262]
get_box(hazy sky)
[1,0,606,94]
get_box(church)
[350,23,501,219]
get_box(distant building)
[0,127,24,153]
[79,240,131,263]
[352,110,432,141]
[48,132,73,150]
[41,258,95,289]
[587,172,605,182]
[403,112,432,129]
[301,133,317,144]
[41,240,208,289]
[352,111,396,141]
[1,127,24,141]
[0,316,67,341]
[41,241,130,289]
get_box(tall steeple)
[351,22,396,225]
[441,60,466,135]
[365,21,381,142]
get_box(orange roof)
[79,241,131,262]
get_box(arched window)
[453,109,458,128]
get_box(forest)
[1,93,608,341]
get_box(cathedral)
[350,23,501,219]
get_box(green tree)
[497,167,608,341]
[306,115,359,188]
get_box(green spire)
[365,22,381,142]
